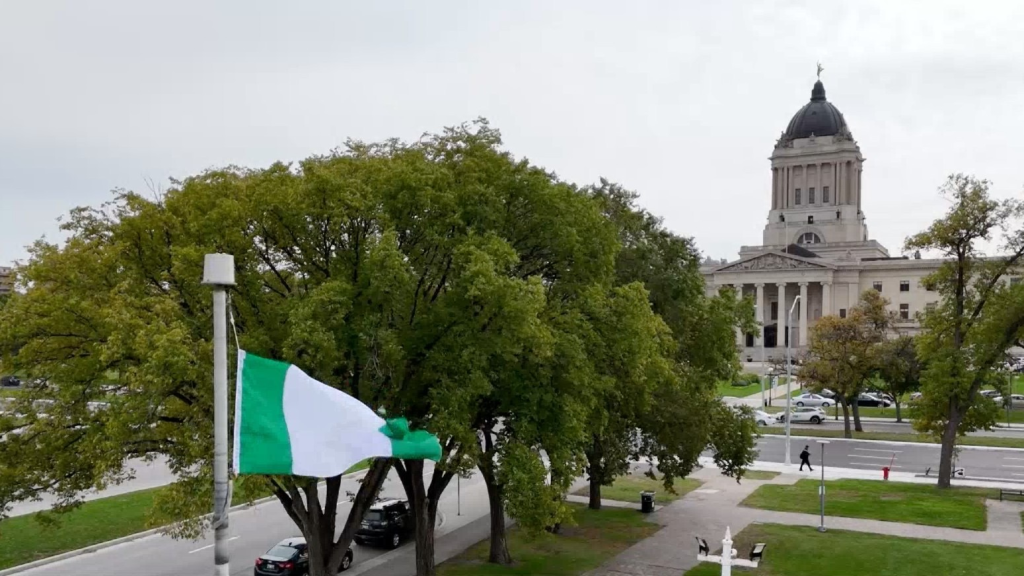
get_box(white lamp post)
[202,254,235,576]
[817,440,829,532]
[785,295,801,466]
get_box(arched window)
[798,232,822,245]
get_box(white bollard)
[721,527,735,576]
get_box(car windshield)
[266,545,298,559]
[365,510,385,522]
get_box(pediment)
[715,251,832,272]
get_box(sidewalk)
[585,465,1024,576]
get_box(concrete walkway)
[585,466,1024,576]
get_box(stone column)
[755,283,765,347]
[849,282,859,311]
[822,281,832,317]
[838,161,845,205]
[735,284,744,347]
[776,282,787,348]
[817,162,823,205]
[799,282,809,346]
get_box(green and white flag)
[233,350,441,477]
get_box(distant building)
[0,266,12,295]
[701,77,953,360]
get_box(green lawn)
[683,523,1024,576]
[716,380,764,398]
[0,458,374,570]
[742,479,994,530]
[741,470,779,481]
[573,475,702,505]
[760,426,1024,449]
[0,488,160,570]
[438,504,659,575]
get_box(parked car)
[255,537,353,575]
[752,410,774,426]
[980,390,1002,399]
[775,407,827,424]
[910,391,923,401]
[856,393,891,407]
[793,393,833,408]
[355,499,413,549]
[818,388,836,399]
[0,375,20,388]
[992,394,1024,409]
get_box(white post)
[785,295,800,466]
[203,254,235,576]
[721,527,735,576]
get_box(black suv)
[354,499,413,549]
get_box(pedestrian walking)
[799,445,813,471]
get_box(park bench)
[999,489,1024,501]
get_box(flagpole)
[203,254,235,576]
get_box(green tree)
[581,182,757,508]
[0,120,616,576]
[873,335,924,423]
[801,291,892,437]
[907,174,1024,488]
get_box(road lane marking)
[844,462,903,469]
[1004,457,1024,461]
[848,454,897,460]
[1001,465,1024,469]
[853,448,902,453]
[189,536,239,554]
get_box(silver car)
[752,410,774,426]
[793,393,834,408]
[776,407,827,424]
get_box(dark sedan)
[255,537,353,575]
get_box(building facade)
[0,266,12,296]
[701,78,944,361]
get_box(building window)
[839,308,847,318]
[797,232,822,244]
[899,303,910,320]
[795,188,802,205]
[925,302,937,313]
[808,216,814,224]
[872,281,882,292]
[823,186,830,203]
[771,301,778,321]
[900,280,910,292]
[809,187,816,204]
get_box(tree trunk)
[852,401,864,432]
[937,409,962,489]
[480,464,512,564]
[395,457,456,576]
[588,473,602,510]
[895,399,902,423]
[840,399,852,439]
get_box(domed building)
[702,76,944,360]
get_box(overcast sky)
[3,0,1024,267]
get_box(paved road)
[786,418,1024,439]
[753,435,1024,481]
[15,464,492,576]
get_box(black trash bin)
[640,491,655,513]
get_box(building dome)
[783,80,850,139]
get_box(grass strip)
[684,523,1024,576]
[572,475,702,505]
[438,503,659,575]
[742,479,994,530]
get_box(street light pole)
[203,254,235,576]
[785,295,801,466]
[817,440,829,532]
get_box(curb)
[760,433,1024,452]
[0,469,370,576]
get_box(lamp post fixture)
[817,440,829,533]
[785,295,801,466]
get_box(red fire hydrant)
[882,466,890,481]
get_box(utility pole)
[203,254,235,576]
[785,295,801,466]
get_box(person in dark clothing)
[799,445,813,471]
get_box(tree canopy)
[907,174,1024,487]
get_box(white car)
[775,407,827,424]
[752,410,774,426]
[793,393,833,408]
